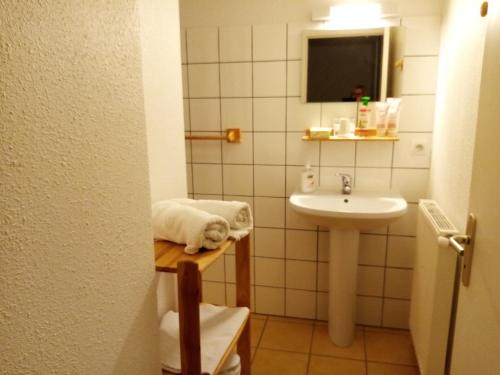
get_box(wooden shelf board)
[161,307,250,375]
[154,239,234,273]
[212,312,249,375]
[302,135,399,141]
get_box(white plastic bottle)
[386,98,402,136]
[301,163,316,193]
[374,101,389,136]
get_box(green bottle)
[358,96,371,129]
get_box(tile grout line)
[353,101,360,188]
[362,326,369,374]
[214,27,230,305]
[250,24,258,315]
[283,23,289,319]
[365,359,419,367]
[201,280,412,302]
[316,99,323,321]
[186,58,303,65]
[379,135,399,328]
[184,28,196,197]
[253,343,416,366]
[187,121,432,133]
[314,231,320,321]
[305,324,315,375]
[183,160,432,170]
[253,314,269,363]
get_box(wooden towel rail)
[185,128,241,143]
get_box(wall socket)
[411,139,429,156]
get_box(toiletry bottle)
[374,101,389,136]
[333,118,341,136]
[338,117,350,136]
[301,163,316,193]
[349,118,356,136]
[357,96,372,130]
[386,98,402,136]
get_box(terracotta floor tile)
[251,348,308,375]
[251,346,257,361]
[308,355,366,375]
[367,362,420,375]
[365,329,417,366]
[311,325,366,360]
[268,315,315,325]
[259,320,313,353]
[251,318,266,347]
[364,326,411,335]
[251,313,268,320]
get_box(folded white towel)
[220,353,241,375]
[172,198,253,240]
[160,304,250,375]
[152,201,230,254]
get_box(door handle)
[438,214,476,286]
[447,234,470,256]
[461,214,476,287]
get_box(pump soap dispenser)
[356,96,376,136]
[301,163,317,193]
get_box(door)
[450,2,500,374]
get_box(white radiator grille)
[419,200,458,235]
[411,199,459,375]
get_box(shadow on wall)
[113,281,161,375]
[156,272,178,321]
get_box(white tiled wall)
[183,17,439,329]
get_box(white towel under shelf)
[159,303,249,375]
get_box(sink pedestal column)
[328,229,360,347]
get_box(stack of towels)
[152,198,253,254]
[160,304,249,374]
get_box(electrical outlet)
[411,139,428,156]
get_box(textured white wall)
[141,0,187,203]
[139,0,188,319]
[0,2,160,374]
[180,0,444,27]
[430,0,488,230]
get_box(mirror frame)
[300,27,391,103]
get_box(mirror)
[301,27,402,103]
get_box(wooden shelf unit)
[155,236,251,375]
[302,135,399,141]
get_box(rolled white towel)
[152,201,230,254]
[172,198,253,230]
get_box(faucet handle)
[335,173,352,183]
[336,173,353,195]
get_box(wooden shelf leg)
[198,270,203,303]
[177,261,202,375]
[235,235,251,375]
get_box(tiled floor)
[250,314,419,375]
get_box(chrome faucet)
[336,173,352,195]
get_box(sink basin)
[289,189,407,347]
[289,189,407,229]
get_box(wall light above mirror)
[312,2,399,24]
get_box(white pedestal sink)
[290,189,407,346]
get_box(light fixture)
[312,1,399,28]
[330,3,383,21]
